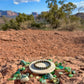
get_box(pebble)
[59,72,63,75]
[30,74,33,78]
[36,76,40,80]
[48,73,54,80]
[21,74,29,83]
[72,71,76,74]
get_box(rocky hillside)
[0,10,18,17]
[0,29,84,84]
[75,13,84,19]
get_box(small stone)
[30,74,33,78]
[63,61,66,64]
[59,72,63,75]
[21,74,29,83]
[48,73,54,79]
[36,76,40,80]
[53,78,59,84]
[72,71,76,74]
[53,79,57,83]
[26,73,29,77]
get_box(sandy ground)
[0,29,84,84]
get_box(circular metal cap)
[29,60,55,74]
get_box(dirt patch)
[0,29,84,84]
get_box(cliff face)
[0,10,18,17]
[7,11,18,16]
[75,13,84,19]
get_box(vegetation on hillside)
[1,13,34,30]
[0,0,84,31]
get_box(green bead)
[55,67,60,70]
[26,62,31,64]
[39,78,44,82]
[59,72,63,75]
[51,71,55,75]
[68,74,73,77]
[55,61,59,66]
[41,79,47,84]
[20,67,25,71]
[59,63,62,66]
[15,71,20,75]
[58,66,64,69]
[72,71,76,74]
[8,77,16,81]
[42,75,48,79]
[64,67,71,72]
[53,75,57,78]
[30,74,33,78]
[13,74,18,77]
[64,67,68,70]
[48,59,52,61]
[20,60,26,66]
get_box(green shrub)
[1,13,34,31]
[70,15,80,23]
[58,21,81,31]
[31,22,44,28]
[80,19,84,25]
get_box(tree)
[59,0,66,5]
[2,16,7,23]
[45,0,77,28]
[61,2,77,16]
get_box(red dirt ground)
[0,29,84,84]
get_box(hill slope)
[75,13,84,19]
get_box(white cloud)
[74,1,84,8]
[13,0,40,4]
[73,1,84,13]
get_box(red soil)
[0,29,84,84]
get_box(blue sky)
[0,0,84,14]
